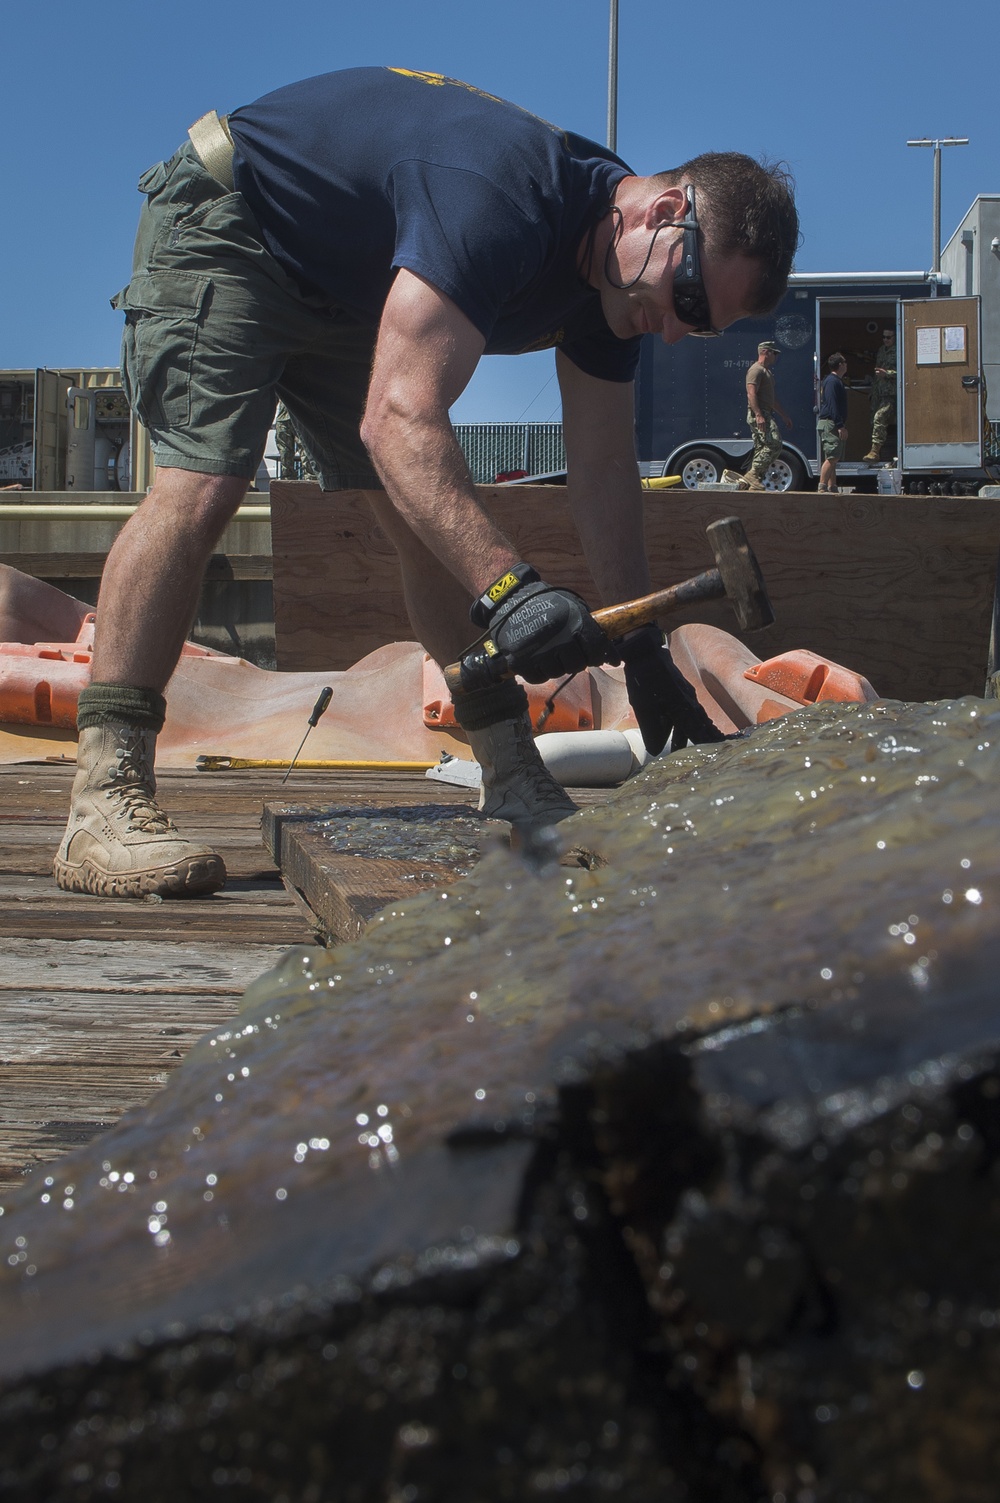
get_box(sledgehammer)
[443,515,774,696]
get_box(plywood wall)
[270,482,1000,702]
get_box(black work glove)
[470,563,609,683]
[617,625,725,756]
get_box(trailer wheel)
[765,451,808,492]
[678,449,727,489]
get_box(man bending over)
[55,67,798,897]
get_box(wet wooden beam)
[262,785,614,945]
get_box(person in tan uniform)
[740,339,792,491]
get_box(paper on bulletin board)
[942,325,967,364]
[916,326,941,365]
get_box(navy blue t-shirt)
[819,371,847,428]
[228,68,641,382]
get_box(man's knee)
[141,469,248,539]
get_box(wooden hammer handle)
[591,568,724,637]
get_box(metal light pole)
[607,0,619,153]
[906,137,969,271]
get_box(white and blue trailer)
[635,274,988,492]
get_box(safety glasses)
[672,185,722,338]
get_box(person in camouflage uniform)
[274,401,319,482]
[863,327,896,462]
[740,339,792,490]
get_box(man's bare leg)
[366,492,577,825]
[91,469,250,687]
[54,468,249,898]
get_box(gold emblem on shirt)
[386,68,564,139]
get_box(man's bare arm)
[361,269,519,595]
[746,376,766,423]
[557,350,650,606]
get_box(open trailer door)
[32,368,71,490]
[900,297,983,471]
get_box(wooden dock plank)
[0,991,242,1065]
[0,762,610,1193]
[0,911,307,945]
[0,763,322,1196]
[0,1067,191,1191]
[0,937,289,992]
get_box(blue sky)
[3,0,997,422]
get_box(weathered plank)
[0,990,240,1065]
[0,913,306,944]
[270,483,1000,701]
[264,797,488,942]
[0,1067,182,1194]
[0,938,294,993]
[0,1067,175,1120]
[0,763,324,1194]
[274,825,468,943]
[262,789,479,865]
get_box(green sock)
[76,682,167,733]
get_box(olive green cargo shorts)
[817,418,845,461]
[113,142,381,489]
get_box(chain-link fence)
[453,422,565,483]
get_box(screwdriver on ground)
[282,687,334,784]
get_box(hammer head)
[706,516,775,632]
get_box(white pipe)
[537,730,638,786]
[621,729,653,772]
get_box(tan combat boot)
[862,449,881,463]
[54,721,226,897]
[467,712,578,826]
[739,472,766,492]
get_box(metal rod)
[607,0,619,153]
[906,137,969,273]
[932,141,941,271]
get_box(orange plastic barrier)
[421,654,595,733]
[744,649,878,706]
[0,657,90,728]
[0,615,221,728]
